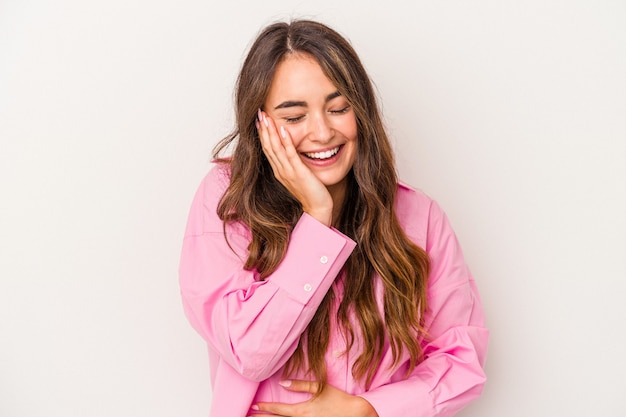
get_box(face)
[263,54,358,198]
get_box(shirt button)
[320,255,328,264]
[304,283,312,292]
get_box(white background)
[1,1,625,416]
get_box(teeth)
[304,147,340,160]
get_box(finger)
[264,114,301,171]
[278,126,303,166]
[259,111,284,157]
[279,379,319,394]
[253,401,295,416]
[256,111,278,162]
[248,413,282,417]
[258,111,290,173]
[256,110,275,157]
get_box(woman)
[179,19,488,417]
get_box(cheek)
[282,124,306,147]
[343,116,358,142]
[345,120,358,162]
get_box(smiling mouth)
[302,146,341,160]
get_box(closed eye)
[330,106,350,115]
[282,105,350,123]
[284,115,305,123]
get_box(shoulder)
[394,180,447,248]
[197,161,232,208]
[396,181,435,211]
[203,160,232,189]
[183,161,235,237]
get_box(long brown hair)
[213,19,430,392]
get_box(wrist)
[304,207,333,227]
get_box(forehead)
[265,54,338,105]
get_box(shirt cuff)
[269,213,356,306]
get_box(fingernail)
[263,114,269,127]
[280,126,286,138]
[255,120,260,130]
[251,404,260,410]
[278,380,292,387]
[257,108,262,122]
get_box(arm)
[360,200,489,417]
[179,167,356,381]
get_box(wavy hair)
[213,19,430,392]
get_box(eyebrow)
[273,90,342,110]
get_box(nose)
[307,112,333,143]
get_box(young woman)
[179,19,488,417]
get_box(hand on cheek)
[256,110,334,226]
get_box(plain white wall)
[1,1,625,416]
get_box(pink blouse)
[179,163,489,417]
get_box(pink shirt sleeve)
[360,199,489,417]
[179,166,356,382]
